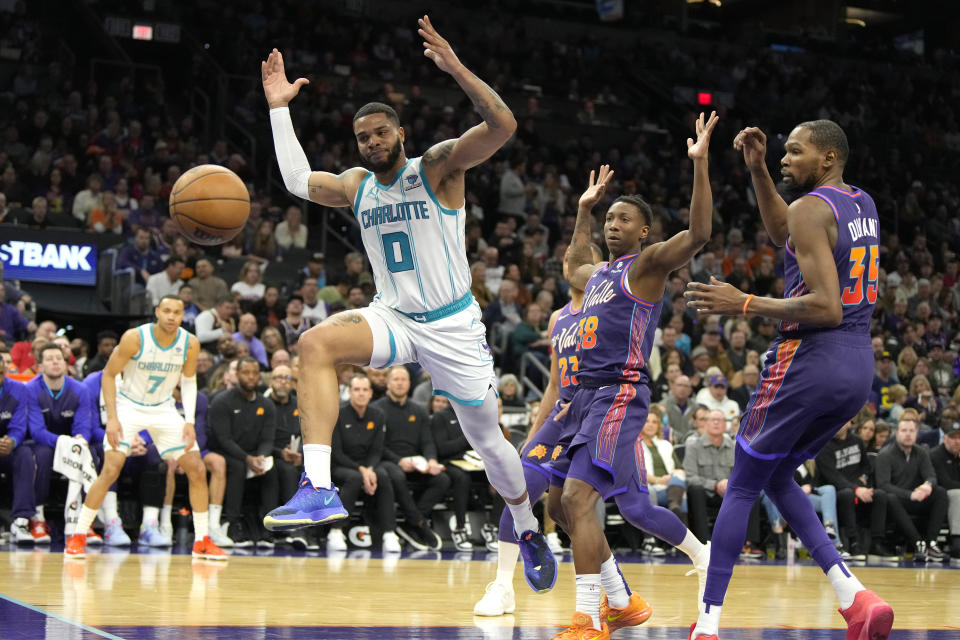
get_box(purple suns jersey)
[550,301,583,404]
[779,184,880,336]
[575,254,664,387]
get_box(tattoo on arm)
[567,209,594,268]
[309,185,322,194]
[422,140,456,168]
[785,298,807,315]
[463,73,510,129]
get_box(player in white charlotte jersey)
[65,296,226,561]
[261,15,556,589]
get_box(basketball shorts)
[563,382,651,499]
[358,298,497,406]
[738,332,873,460]
[104,396,199,460]
[520,401,569,487]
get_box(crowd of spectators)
[1,1,959,559]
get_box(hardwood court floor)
[0,547,958,639]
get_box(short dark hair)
[214,294,234,306]
[158,294,184,307]
[165,255,185,267]
[96,330,119,344]
[237,356,260,371]
[353,102,399,126]
[797,119,849,165]
[611,195,652,226]
[39,342,65,360]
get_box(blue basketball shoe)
[516,529,558,592]
[263,472,348,532]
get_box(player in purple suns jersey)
[685,120,892,640]
[472,244,602,617]
[549,112,718,639]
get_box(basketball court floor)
[0,543,957,639]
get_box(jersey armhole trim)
[807,192,840,224]
[619,264,656,308]
[418,164,462,215]
[131,326,145,361]
[352,172,372,219]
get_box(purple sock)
[765,459,843,573]
[498,464,550,543]
[702,444,778,607]
[614,481,687,547]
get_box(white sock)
[34,505,45,522]
[574,573,603,631]
[828,562,865,609]
[193,510,209,540]
[694,602,722,637]
[600,555,631,609]
[142,506,160,527]
[76,505,98,536]
[209,504,222,530]
[100,492,120,523]
[507,500,539,536]
[303,443,332,488]
[495,541,520,587]
[160,505,172,529]
[676,529,704,560]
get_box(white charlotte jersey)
[352,157,470,313]
[119,324,189,406]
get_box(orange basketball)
[169,165,250,245]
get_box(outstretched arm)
[734,127,789,247]
[565,166,614,291]
[634,112,717,286]
[418,15,516,179]
[262,49,365,208]
[684,197,842,326]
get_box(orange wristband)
[742,294,755,315]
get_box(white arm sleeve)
[270,106,311,200]
[181,375,197,425]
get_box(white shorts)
[358,298,497,406]
[104,396,199,459]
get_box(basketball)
[168,165,250,245]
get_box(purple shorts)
[521,402,569,488]
[738,332,873,460]
[562,383,650,499]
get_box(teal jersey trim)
[374,159,412,191]
[41,378,65,400]
[159,444,186,458]
[118,391,168,407]
[385,326,397,367]
[433,388,485,407]
[418,167,460,215]
[150,324,178,351]
[352,172,372,219]
[131,326,145,361]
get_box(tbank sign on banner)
[0,239,98,286]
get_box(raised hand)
[733,126,768,171]
[578,164,614,211]
[687,111,719,161]
[418,15,464,75]
[261,48,309,109]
